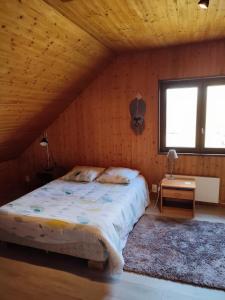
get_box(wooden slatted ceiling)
[0,0,225,162]
[0,0,113,162]
[45,0,225,51]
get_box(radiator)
[168,174,220,204]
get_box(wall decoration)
[129,93,146,134]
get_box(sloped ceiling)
[1,0,225,162]
[0,0,113,162]
[45,0,225,51]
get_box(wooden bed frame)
[1,241,106,271]
[88,260,106,270]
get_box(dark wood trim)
[196,81,205,152]
[159,76,225,155]
[158,151,225,157]
[196,201,220,206]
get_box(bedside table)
[36,166,66,187]
[160,177,196,218]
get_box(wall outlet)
[152,184,158,193]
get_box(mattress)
[0,175,149,273]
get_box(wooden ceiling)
[1,0,225,162]
[0,0,113,162]
[45,0,225,51]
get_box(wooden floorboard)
[0,205,225,300]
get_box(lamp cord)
[152,184,161,209]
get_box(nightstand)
[160,177,196,218]
[36,166,66,187]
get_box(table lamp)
[167,149,178,180]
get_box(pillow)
[62,166,105,182]
[96,167,140,184]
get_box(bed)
[0,175,149,273]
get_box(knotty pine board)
[19,40,225,204]
[0,0,113,161]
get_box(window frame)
[159,76,225,155]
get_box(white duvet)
[0,175,149,273]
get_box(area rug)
[123,215,225,290]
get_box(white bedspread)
[0,175,149,273]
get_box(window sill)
[158,151,225,157]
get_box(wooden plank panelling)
[0,160,24,205]
[45,0,225,51]
[0,0,113,162]
[19,40,225,204]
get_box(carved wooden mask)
[130,95,146,135]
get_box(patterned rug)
[123,215,225,290]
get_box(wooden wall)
[19,40,225,204]
[0,160,24,204]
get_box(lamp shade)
[40,137,48,147]
[198,0,209,9]
[167,149,178,160]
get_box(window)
[165,87,198,148]
[159,77,225,154]
[205,85,225,149]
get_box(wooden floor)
[1,204,225,300]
